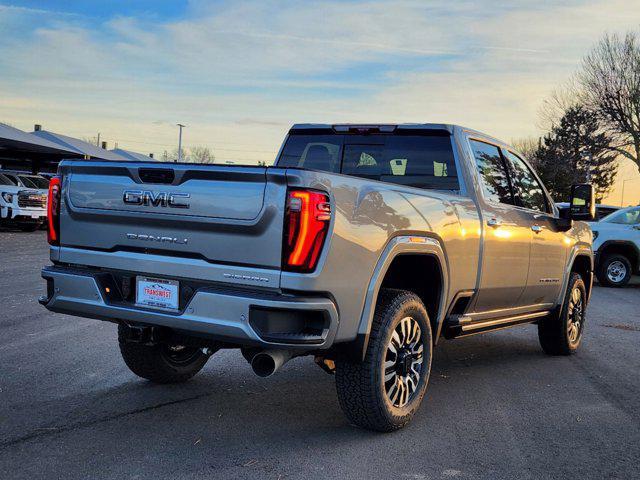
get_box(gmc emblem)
[123,190,190,209]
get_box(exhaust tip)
[251,353,277,377]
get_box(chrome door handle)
[531,224,543,233]
[487,218,502,228]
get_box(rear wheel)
[335,289,432,432]
[596,254,632,287]
[118,324,209,383]
[538,272,586,355]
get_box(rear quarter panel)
[282,169,481,343]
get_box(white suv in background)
[592,206,640,287]
[0,171,48,231]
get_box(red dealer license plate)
[136,276,179,310]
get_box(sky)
[1,0,639,204]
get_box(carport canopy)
[0,123,83,173]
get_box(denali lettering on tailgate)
[126,233,188,245]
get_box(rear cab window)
[277,129,459,191]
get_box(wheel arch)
[350,235,449,362]
[557,246,593,310]
[571,254,593,302]
[597,240,640,273]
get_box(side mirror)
[569,184,595,221]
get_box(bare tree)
[189,146,214,164]
[578,31,640,173]
[162,148,190,162]
[81,136,100,146]
[537,82,581,131]
[511,137,540,164]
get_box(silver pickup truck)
[41,124,595,432]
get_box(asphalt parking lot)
[1,230,639,480]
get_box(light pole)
[177,124,186,163]
[620,178,637,207]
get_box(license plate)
[136,276,179,310]
[31,213,39,219]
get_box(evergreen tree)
[529,106,617,202]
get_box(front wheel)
[538,272,587,355]
[118,325,209,383]
[335,289,433,432]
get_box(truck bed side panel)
[281,169,481,343]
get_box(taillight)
[47,176,61,246]
[283,189,331,272]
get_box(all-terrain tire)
[335,289,433,432]
[538,272,587,356]
[118,324,209,383]
[596,254,632,288]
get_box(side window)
[604,207,640,225]
[504,151,548,213]
[470,140,514,205]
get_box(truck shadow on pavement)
[3,328,551,449]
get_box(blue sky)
[3,0,189,19]
[1,0,639,202]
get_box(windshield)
[277,132,459,190]
[18,175,49,189]
[602,206,640,225]
[0,174,16,186]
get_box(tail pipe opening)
[250,350,293,377]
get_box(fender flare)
[351,235,449,362]
[557,245,593,309]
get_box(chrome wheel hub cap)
[567,287,584,344]
[384,316,424,408]
[606,261,627,284]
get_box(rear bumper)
[40,265,339,350]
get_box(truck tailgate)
[57,161,287,281]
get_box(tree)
[511,137,540,162]
[528,106,618,202]
[189,146,214,164]
[578,31,640,174]
[81,136,100,146]
[162,148,190,162]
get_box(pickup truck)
[591,205,640,287]
[0,170,48,231]
[40,124,595,432]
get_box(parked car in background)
[40,124,595,432]
[0,171,48,231]
[556,202,620,221]
[592,206,640,287]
